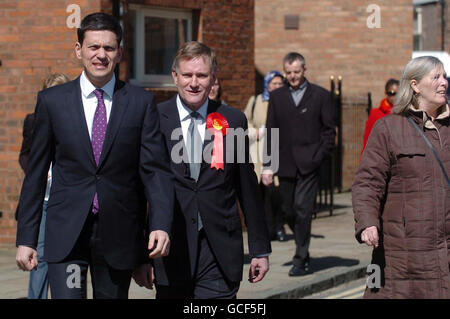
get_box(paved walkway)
[0,192,372,299]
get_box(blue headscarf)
[262,70,284,101]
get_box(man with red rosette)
[153,41,271,299]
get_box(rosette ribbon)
[206,112,229,170]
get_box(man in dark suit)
[15,12,174,299]
[262,52,335,277]
[153,41,271,299]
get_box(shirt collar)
[80,71,116,100]
[176,95,209,121]
[289,79,308,92]
[409,104,450,129]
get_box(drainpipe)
[113,0,121,78]
[441,0,446,51]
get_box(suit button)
[96,175,101,181]
[191,218,196,224]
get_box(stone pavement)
[0,191,372,299]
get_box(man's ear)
[116,47,123,63]
[171,69,178,86]
[75,42,82,60]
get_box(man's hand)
[16,245,38,271]
[248,256,269,283]
[361,226,379,248]
[132,263,154,290]
[148,230,170,258]
[261,172,273,186]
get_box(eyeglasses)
[387,90,397,96]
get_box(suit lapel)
[284,80,312,110]
[160,97,191,179]
[97,80,129,170]
[72,77,97,168]
[298,81,312,110]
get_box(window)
[129,6,193,87]
[413,6,423,51]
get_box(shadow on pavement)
[281,256,360,272]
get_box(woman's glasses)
[387,90,397,96]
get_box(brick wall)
[447,2,450,53]
[255,0,413,189]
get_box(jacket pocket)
[396,147,425,159]
[395,147,425,182]
[226,215,242,233]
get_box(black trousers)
[260,182,284,237]
[47,213,132,299]
[279,171,319,267]
[156,229,240,299]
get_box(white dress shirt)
[176,94,209,146]
[79,71,116,139]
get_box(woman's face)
[268,76,284,92]
[413,66,448,111]
[208,78,220,101]
[385,83,398,106]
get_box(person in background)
[262,53,335,277]
[353,56,449,298]
[208,77,228,106]
[19,73,70,299]
[244,70,285,241]
[361,79,399,153]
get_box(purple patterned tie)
[91,89,107,214]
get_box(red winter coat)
[362,98,393,153]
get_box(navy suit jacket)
[153,97,271,284]
[16,77,174,270]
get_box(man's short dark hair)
[283,52,306,67]
[77,12,122,46]
[384,78,399,93]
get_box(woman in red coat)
[362,79,399,153]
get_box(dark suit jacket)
[19,113,35,173]
[16,113,35,221]
[153,97,271,285]
[16,77,174,270]
[265,81,336,177]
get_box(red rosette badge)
[206,112,229,170]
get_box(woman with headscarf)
[244,70,285,241]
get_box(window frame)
[129,5,193,87]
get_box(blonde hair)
[172,41,218,74]
[394,56,444,115]
[42,73,70,90]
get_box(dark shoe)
[288,265,309,277]
[276,230,287,242]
